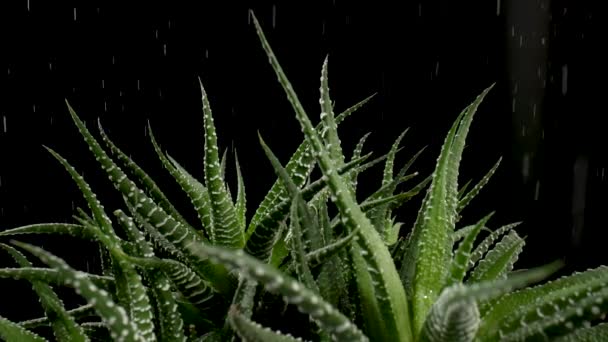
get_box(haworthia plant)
[0,9,607,342]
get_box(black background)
[0,0,604,321]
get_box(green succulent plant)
[1,10,608,342]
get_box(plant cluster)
[1,11,607,342]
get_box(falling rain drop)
[511,25,515,37]
[519,35,523,47]
[104,100,107,112]
[512,97,516,113]
[561,64,568,95]
[137,79,140,90]
[496,0,501,16]
[112,55,115,65]
[0,175,2,187]
[73,8,77,21]
[541,37,546,45]
[534,181,540,200]
[49,61,53,70]
[272,5,276,29]
[522,154,530,182]
[435,61,440,76]
[27,0,30,11]
[532,103,537,118]
[321,20,325,35]
[102,79,105,89]
[2,115,6,133]
[205,49,209,58]
[155,29,159,39]
[163,43,167,56]
[33,104,36,113]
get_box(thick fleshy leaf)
[468,221,521,271]
[0,267,113,289]
[258,134,322,251]
[447,212,494,286]
[115,209,186,340]
[234,151,247,233]
[187,242,368,342]
[98,120,190,228]
[245,149,373,262]
[400,85,493,335]
[46,147,156,339]
[44,146,120,249]
[457,157,502,213]
[199,80,245,249]
[320,56,344,166]
[127,256,216,309]
[0,223,94,240]
[47,150,152,335]
[478,265,608,341]
[0,243,88,342]
[229,275,258,321]
[0,316,46,342]
[147,124,210,241]
[382,129,409,186]
[554,322,608,342]
[468,230,525,283]
[288,196,319,293]
[368,129,409,236]
[64,102,231,295]
[247,93,375,239]
[19,304,96,330]
[419,261,562,342]
[74,219,156,342]
[13,241,142,342]
[348,132,371,192]
[228,306,306,342]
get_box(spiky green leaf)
[13,241,142,342]
[457,157,502,213]
[0,243,88,342]
[228,306,306,342]
[447,212,494,286]
[468,229,525,283]
[199,80,245,249]
[98,120,190,228]
[0,223,94,240]
[0,316,46,342]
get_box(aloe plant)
[1,10,607,342]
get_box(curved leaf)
[187,242,368,342]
